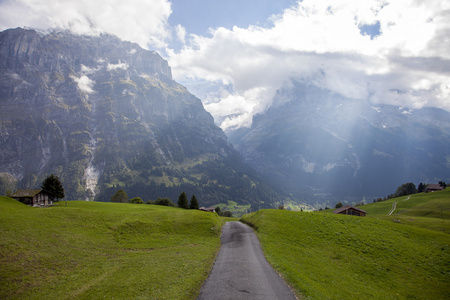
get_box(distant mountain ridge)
[229,82,450,206]
[0,28,283,207]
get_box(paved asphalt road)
[197,221,297,300]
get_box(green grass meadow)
[2,188,449,299]
[0,197,223,299]
[241,189,450,299]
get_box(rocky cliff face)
[0,28,282,207]
[229,82,450,206]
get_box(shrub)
[153,197,175,207]
[129,197,144,204]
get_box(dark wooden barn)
[12,189,53,207]
[425,184,445,193]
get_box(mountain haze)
[229,82,450,206]
[0,28,283,207]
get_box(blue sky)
[0,0,449,130]
[169,0,297,36]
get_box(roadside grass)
[0,197,224,299]
[241,209,450,299]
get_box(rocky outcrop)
[0,28,282,207]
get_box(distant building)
[333,205,367,217]
[199,207,216,213]
[425,184,445,193]
[11,189,53,207]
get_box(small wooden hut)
[425,184,444,193]
[333,204,366,217]
[12,189,53,207]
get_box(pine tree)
[189,194,199,209]
[418,182,425,193]
[41,174,65,202]
[177,192,188,209]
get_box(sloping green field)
[0,197,223,299]
[358,188,450,233]
[241,194,450,299]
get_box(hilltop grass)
[356,188,450,234]
[241,209,450,299]
[0,197,224,299]
[361,188,450,217]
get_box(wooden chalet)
[425,184,445,193]
[12,189,53,207]
[333,204,367,217]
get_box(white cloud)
[169,0,450,130]
[175,24,186,44]
[1,0,449,131]
[0,0,172,49]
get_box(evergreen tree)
[177,192,188,209]
[41,174,65,202]
[418,182,426,193]
[111,189,128,203]
[189,194,199,209]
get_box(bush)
[152,197,175,207]
[221,211,233,217]
[129,197,144,204]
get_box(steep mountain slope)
[229,82,450,206]
[0,28,283,207]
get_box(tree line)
[110,188,235,216]
[110,189,198,208]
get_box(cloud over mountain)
[1,0,449,131]
[0,0,172,48]
[169,0,450,130]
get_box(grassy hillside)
[363,188,450,216]
[333,188,450,233]
[241,208,449,299]
[0,197,223,299]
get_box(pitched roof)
[333,204,367,214]
[11,189,43,198]
[199,207,216,212]
[426,184,444,191]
